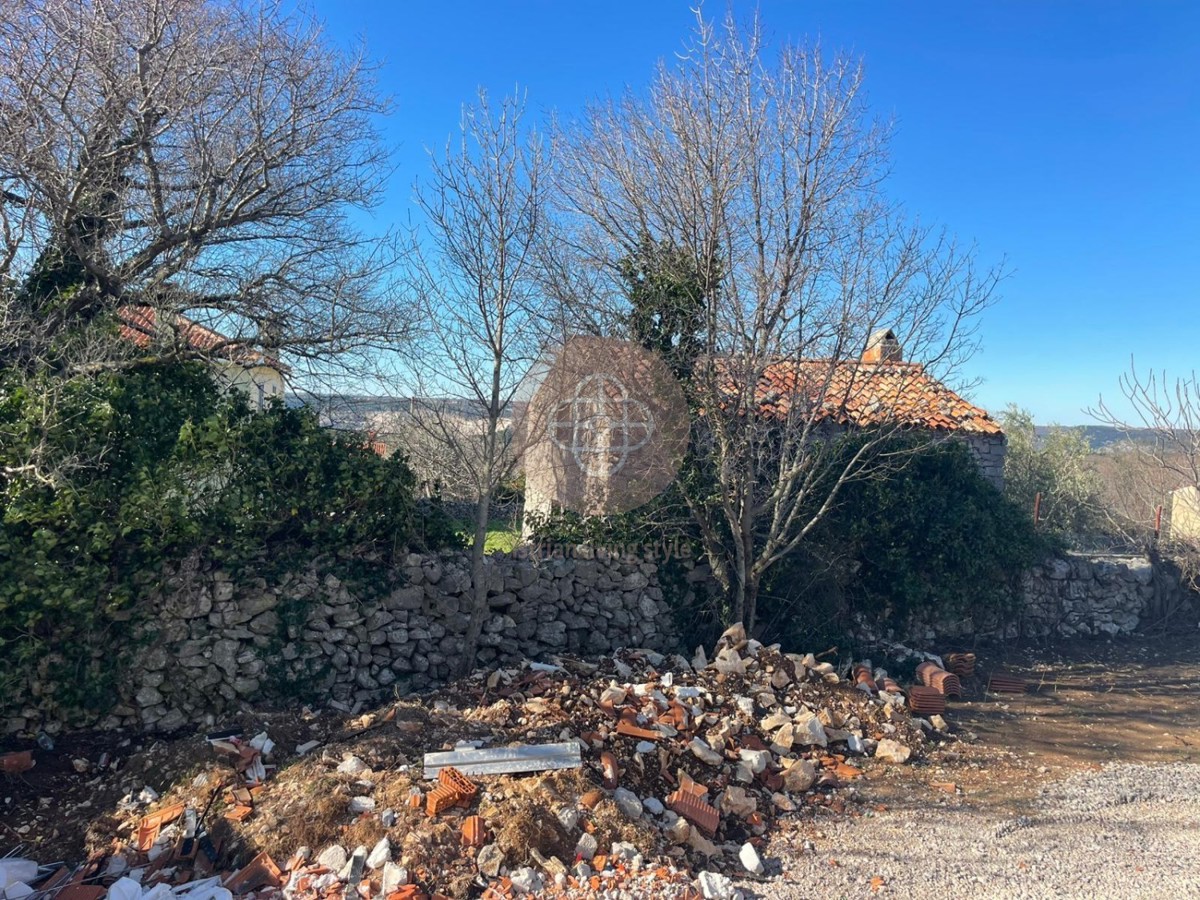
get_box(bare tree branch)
[1090,361,1200,601]
[0,0,409,386]
[402,90,554,673]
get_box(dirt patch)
[819,633,1200,820]
[956,634,1200,769]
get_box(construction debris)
[424,765,478,816]
[945,652,977,677]
[916,661,963,698]
[0,750,34,774]
[907,686,948,716]
[422,741,582,779]
[3,626,971,898]
[873,738,912,765]
[987,671,1031,693]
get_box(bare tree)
[0,0,405,385]
[1091,362,1200,609]
[405,91,551,673]
[1093,363,1200,496]
[551,11,1000,631]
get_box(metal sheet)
[423,741,582,779]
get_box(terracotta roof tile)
[117,305,285,372]
[666,786,719,836]
[727,359,1001,436]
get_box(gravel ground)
[742,763,1200,899]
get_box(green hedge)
[0,363,457,712]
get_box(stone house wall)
[1170,485,1200,544]
[2,549,693,736]
[964,433,1006,490]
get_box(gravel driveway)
[742,763,1200,899]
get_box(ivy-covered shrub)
[526,436,1050,653]
[0,363,456,709]
[172,392,460,567]
[757,437,1053,647]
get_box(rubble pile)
[3,625,954,899]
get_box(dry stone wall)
[1019,553,1185,638]
[899,552,1192,644]
[10,545,1187,737]
[3,550,691,736]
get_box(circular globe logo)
[549,372,656,478]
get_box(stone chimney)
[862,328,903,364]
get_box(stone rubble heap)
[5,625,949,900]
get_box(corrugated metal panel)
[423,742,582,779]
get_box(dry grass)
[587,797,660,852]
[249,771,350,858]
[492,801,572,865]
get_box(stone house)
[1170,485,1200,545]
[118,305,288,409]
[521,328,1005,521]
[747,328,1006,488]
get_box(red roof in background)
[738,359,1002,436]
[117,305,284,371]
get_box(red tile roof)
[730,359,1002,436]
[117,305,284,371]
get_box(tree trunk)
[736,514,758,632]
[459,492,491,675]
[740,573,760,635]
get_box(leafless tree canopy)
[405,92,548,502]
[551,11,1001,629]
[0,0,404,378]
[1093,364,1200,493]
[403,91,553,672]
[1091,363,1200,599]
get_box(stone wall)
[964,433,1006,491]
[3,550,692,735]
[1018,553,1190,638]
[900,552,1193,643]
[12,543,1191,736]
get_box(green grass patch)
[454,520,522,554]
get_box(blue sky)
[311,1,1199,424]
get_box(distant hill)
[1035,425,1162,452]
[292,395,1162,452]
[288,393,512,432]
